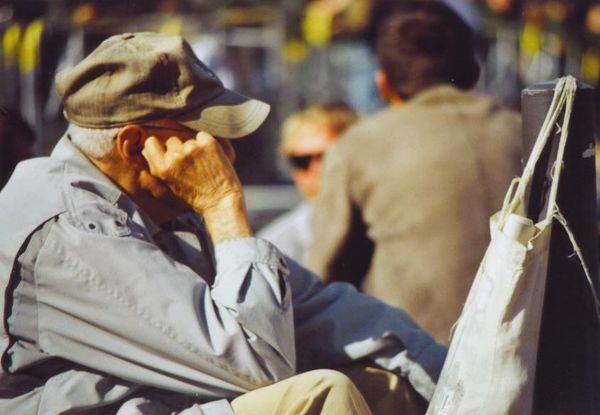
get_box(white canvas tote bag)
[426,76,600,415]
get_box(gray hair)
[67,123,120,159]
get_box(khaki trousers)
[230,364,427,415]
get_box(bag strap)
[544,76,577,222]
[498,76,576,228]
[499,76,600,321]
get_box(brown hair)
[376,1,480,100]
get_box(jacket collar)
[51,135,122,204]
[408,84,468,107]
[51,135,162,236]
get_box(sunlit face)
[286,123,338,200]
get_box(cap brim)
[175,89,270,139]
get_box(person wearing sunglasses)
[0,32,445,414]
[258,103,359,266]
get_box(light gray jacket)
[0,136,445,414]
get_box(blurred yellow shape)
[581,49,600,85]
[2,23,21,66]
[19,19,44,73]
[159,16,183,36]
[303,5,334,46]
[283,38,308,63]
[520,23,542,57]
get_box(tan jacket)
[308,86,522,344]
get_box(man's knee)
[296,369,358,393]
[231,369,371,415]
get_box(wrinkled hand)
[142,131,252,242]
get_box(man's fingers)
[194,131,227,158]
[195,131,216,145]
[182,139,199,154]
[141,136,167,176]
[166,136,183,151]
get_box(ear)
[375,69,404,106]
[115,125,145,164]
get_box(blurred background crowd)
[0,0,599,226]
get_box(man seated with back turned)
[0,32,444,415]
[308,1,521,345]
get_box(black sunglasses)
[288,153,323,170]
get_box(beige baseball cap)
[55,32,270,139]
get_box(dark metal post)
[521,80,600,415]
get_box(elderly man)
[0,33,443,414]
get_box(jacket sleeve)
[28,214,295,399]
[288,259,446,401]
[306,145,374,286]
